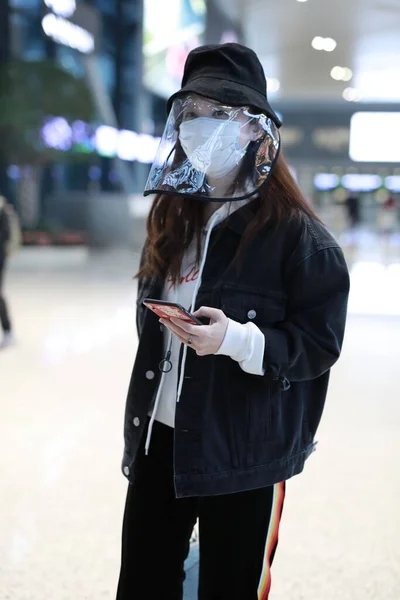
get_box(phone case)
[143,302,199,324]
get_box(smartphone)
[143,298,203,325]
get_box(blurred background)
[0,1,399,599]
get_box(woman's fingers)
[160,318,184,337]
[160,312,228,356]
[169,317,197,334]
[160,319,198,345]
[161,323,187,344]
[192,306,224,322]
[160,308,228,356]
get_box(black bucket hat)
[167,43,282,128]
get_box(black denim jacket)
[121,205,350,498]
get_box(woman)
[378,195,398,234]
[117,44,349,600]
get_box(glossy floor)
[1,245,399,600]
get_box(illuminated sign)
[41,117,161,164]
[342,174,382,192]
[315,172,385,192]
[94,127,160,163]
[350,112,400,163]
[314,173,340,191]
[385,176,400,193]
[42,0,96,54]
[44,0,76,17]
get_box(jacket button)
[145,370,155,380]
[123,466,130,476]
[133,417,140,427]
[247,309,257,319]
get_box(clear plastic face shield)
[144,95,281,202]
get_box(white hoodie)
[145,200,265,453]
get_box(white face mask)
[179,117,249,179]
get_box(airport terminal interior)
[1,0,400,598]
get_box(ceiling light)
[343,88,361,102]
[324,38,337,52]
[331,66,353,82]
[267,78,280,93]
[331,66,345,80]
[342,67,353,82]
[311,36,325,51]
[296,0,308,3]
[312,36,337,52]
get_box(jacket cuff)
[216,319,265,376]
[260,326,288,376]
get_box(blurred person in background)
[345,193,361,229]
[116,44,349,600]
[0,195,15,349]
[378,195,398,235]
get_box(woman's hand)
[160,306,229,356]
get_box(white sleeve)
[215,319,265,376]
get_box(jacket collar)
[214,197,258,236]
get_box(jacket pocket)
[220,286,286,326]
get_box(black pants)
[116,420,285,600]
[0,256,11,334]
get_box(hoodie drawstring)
[145,211,220,455]
[176,213,220,404]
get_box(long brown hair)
[137,153,321,284]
